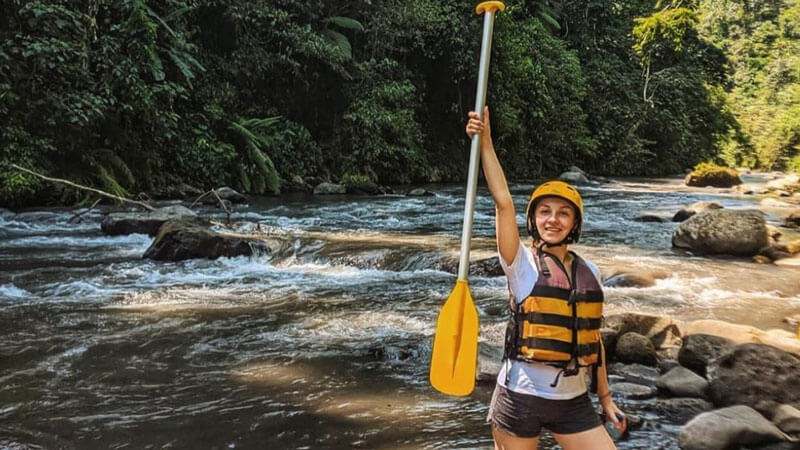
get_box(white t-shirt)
[496,240,602,399]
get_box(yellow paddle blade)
[430,280,479,396]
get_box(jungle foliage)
[0,0,798,206]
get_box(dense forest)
[1,0,798,206]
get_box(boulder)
[766,174,800,191]
[683,320,800,357]
[634,214,666,223]
[406,188,434,197]
[671,209,768,256]
[679,405,787,450]
[659,358,681,374]
[313,182,346,195]
[143,220,270,261]
[615,332,658,366]
[558,171,590,185]
[610,381,658,399]
[604,313,682,349]
[600,328,618,362]
[287,175,312,192]
[657,366,709,398]
[684,165,743,188]
[603,269,669,288]
[773,404,800,436]
[785,212,800,228]
[201,187,247,204]
[346,180,384,195]
[101,205,199,236]
[653,397,714,424]
[609,362,660,386]
[759,241,800,261]
[678,334,733,378]
[673,201,724,222]
[707,344,800,414]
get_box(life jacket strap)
[523,312,602,330]
[520,338,600,357]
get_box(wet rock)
[773,404,800,436]
[438,256,503,277]
[653,397,714,424]
[678,334,733,378]
[759,241,800,261]
[101,205,199,236]
[603,269,668,288]
[679,405,787,450]
[735,184,756,195]
[634,214,665,223]
[615,332,658,366]
[672,209,768,256]
[762,198,794,208]
[313,182,346,195]
[604,313,682,349]
[558,171,590,185]
[610,381,657,399]
[777,190,792,197]
[684,166,743,188]
[657,366,709,398]
[202,187,248,204]
[683,320,800,357]
[287,175,312,192]
[406,188,434,196]
[609,362,660,386]
[707,344,800,414]
[767,225,783,243]
[476,342,504,383]
[672,201,724,222]
[144,220,270,261]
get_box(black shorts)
[487,384,602,438]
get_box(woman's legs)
[492,426,540,450]
[551,425,615,450]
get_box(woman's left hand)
[601,396,627,433]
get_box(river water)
[2,175,799,449]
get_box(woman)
[466,107,626,449]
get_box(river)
[1,174,799,449]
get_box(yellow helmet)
[525,180,584,244]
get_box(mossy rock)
[684,163,743,188]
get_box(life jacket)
[503,244,604,388]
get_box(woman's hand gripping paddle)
[430,1,505,397]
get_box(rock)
[287,175,312,192]
[438,256,504,277]
[659,358,681,374]
[601,328,618,362]
[143,220,270,261]
[346,180,384,195]
[682,320,800,357]
[657,366,709,398]
[767,225,783,242]
[773,404,800,436]
[785,213,800,228]
[615,332,658,366]
[671,209,768,256]
[673,201,724,222]
[558,171,591,185]
[406,188,434,196]
[604,313,682,349]
[603,269,669,288]
[0,208,15,219]
[707,344,800,414]
[101,205,199,236]
[202,187,247,204]
[653,397,714,424]
[785,314,800,328]
[777,190,792,197]
[313,182,346,195]
[678,334,733,378]
[685,165,743,188]
[754,255,774,264]
[759,241,800,261]
[762,198,793,208]
[735,184,756,195]
[766,174,800,191]
[610,381,658,399]
[679,405,787,450]
[634,214,666,222]
[476,342,504,383]
[609,362,660,386]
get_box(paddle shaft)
[458,10,499,281]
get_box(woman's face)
[534,196,576,244]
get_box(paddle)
[430,1,505,397]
